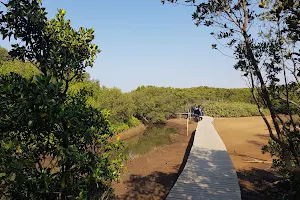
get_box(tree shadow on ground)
[114,171,177,200]
[255,133,269,140]
[113,130,196,200]
[237,168,280,200]
[247,140,265,147]
[229,151,268,162]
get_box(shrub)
[0,1,125,199]
[0,74,125,199]
[0,60,40,79]
[128,116,141,127]
[201,101,269,117]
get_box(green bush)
[128,116,141,127]
[202,101,269,117]
[0,60,40,79]
[0,1,125,199]
[112,123,130,133]
[111,117,141,133]
[0,74,125,199]
[0,47,11,65]
[130,85,269,122]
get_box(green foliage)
[0,48,137,133]
[1,41,263,128]
[69,81,266,125]
[0,47,10,65]
[110,116,141,133]
[128,116,141,127]
[0,60,40,79]
[202,101,269,117]
[130,85,261,123]
[0,0,100,89]
[262,139,290,177]
[0,0,124,199]
[111,123,130,133]
[94,88,135,126]
[261,0,300,42]
[131,86,178,123]
[69,80,136,131]
[0,74,124,199]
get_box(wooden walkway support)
[166,116,241,200]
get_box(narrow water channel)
[122,125,178,157]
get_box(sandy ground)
[214,117,278,200]
[113,117,278,200]
[214,117,272,170]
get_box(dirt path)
[113,119,197,200]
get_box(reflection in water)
[123,125,178,156]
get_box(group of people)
[192,105,204,117]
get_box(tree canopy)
[0,47,10,64]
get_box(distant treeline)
[71,81,268,129]
[0,47,268,131]
[130,85,268,123]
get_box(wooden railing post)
[186,116,189,136]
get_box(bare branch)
[241,0,248,32]
[249,71,280,143]
[215,48,235,59]
[164,0,196,7]
[224,9,242,30]
[276,94,300,110]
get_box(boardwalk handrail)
[166,116,241,200]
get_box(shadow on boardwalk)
[166,148,241,200]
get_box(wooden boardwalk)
[166,116,241,200]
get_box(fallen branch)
[245,159,272,164]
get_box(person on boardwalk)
[192,105,202,122]
[201,106,205,116]
[193,105,200,116]
[191,105,195,115]
[199,105,204,116]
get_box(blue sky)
[1,0,247,92]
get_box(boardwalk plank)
[166,116,241,200]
